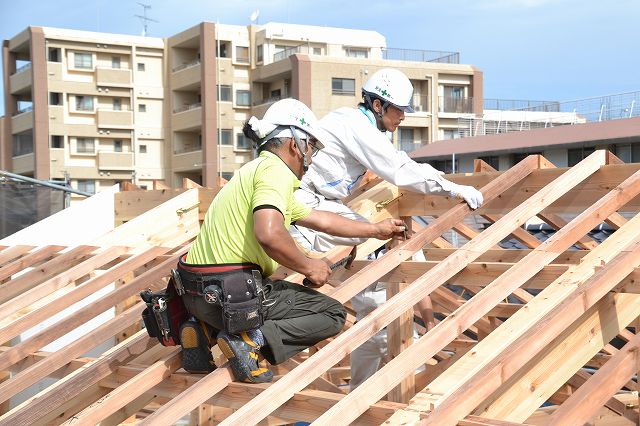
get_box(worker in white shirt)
[290,68,483,389]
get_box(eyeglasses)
[308,140,321,157]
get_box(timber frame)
[1,150,640,425]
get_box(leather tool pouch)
[140,273,189,346]
[218,268,264,334]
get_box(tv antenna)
[135,2,158,37]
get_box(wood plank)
[0,246,169,349]
[0,244,97,305]
[537,212,599,250]
[418,226,640,425]
[0,245,127,319]
[58,348,181,425]
[476,293,640,421]
[0,331,155,425]
[0,244,65,282]
[315,152,638,426]
[386,281,415,403]
[0,245,35,267]
[0,252,180,372]
[400,163,640,216]
[546,331,640,425]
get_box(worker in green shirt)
[176,99,407,383]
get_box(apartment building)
[2,22,483,192]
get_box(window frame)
[76,137,95,154]
[235,89,251,107]
[331,78,356,96]
[74,52,93,69]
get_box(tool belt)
[139,269,189,346]
[176,255,265,334]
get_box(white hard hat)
[261,98,326,146]
[362,68,414,113]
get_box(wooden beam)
[0,245,35,267]
[0,331,155,425]
[58,348,182,425]
[316,152,635,426]
[419,224,640,425]
[476,293,640,421]
[0,244,65,282]
[546,330,640,425]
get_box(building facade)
[2,22,483,193]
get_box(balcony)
[171,61,201,90]
[439,96,474,114]
[97,151,134,171]
[10,64,32,95]
[12,153,35,175]
[97,109,133,128]
[172,103,202,131]
[11,109,33,133]
[411,95,430,113]
[173,149,203,172]
[96,67,131,86]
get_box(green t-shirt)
[186,151,312,277]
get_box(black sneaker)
[216,330,273,383]
[180,320,216,374]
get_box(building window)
[479,156,500,170]
[218,85,232,102]
[217,41,230,58]
[429,159,458,174]
[345,47,368,58]
[313,47,322,55]
[114,140,123,152]
[220,171,234,181]
[568,147,595,167]
[139,144,147,153]
[49,92,62,106]
[50,135,64,148]
[12,132,33,156]
[236,46,249,63]
[399,128,415,153]
[138,104,146,112]
[332,78,355,95]
[137,62,146,71]
[256,45,263,62]
[220,129,233,145]
[74,52,92,69]
[77,180,96,194]
[76,138,95,153]
[236,133,251,150]
[113,98,122,111]
[236,90,251,107]
[442,129,460,140]
[511,152,541,167]
[48,47,61,62]
[112,56,121,69]
[75,96,94,111]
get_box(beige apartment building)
[2,22,482,193]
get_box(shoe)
[180,320,216,374]
[216,330,273,383]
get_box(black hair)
[242,120,287,154]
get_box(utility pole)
[134,2,158,37]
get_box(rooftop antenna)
[135,2,159,37]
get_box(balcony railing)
[14,62,32,74]
[174,143,202,155]
[172,59,201,72]
[12,105,33,116]
[383,48,460,64]
[439,96,474,114]
[411,95,430,113]
[173,102,202,113]
[274,46,301,62]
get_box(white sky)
[1,0,638,115]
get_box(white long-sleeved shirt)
[301,106,455,200]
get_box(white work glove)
[448,183,484,209]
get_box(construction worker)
[176,98,407,384]
[289,68,484,389]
